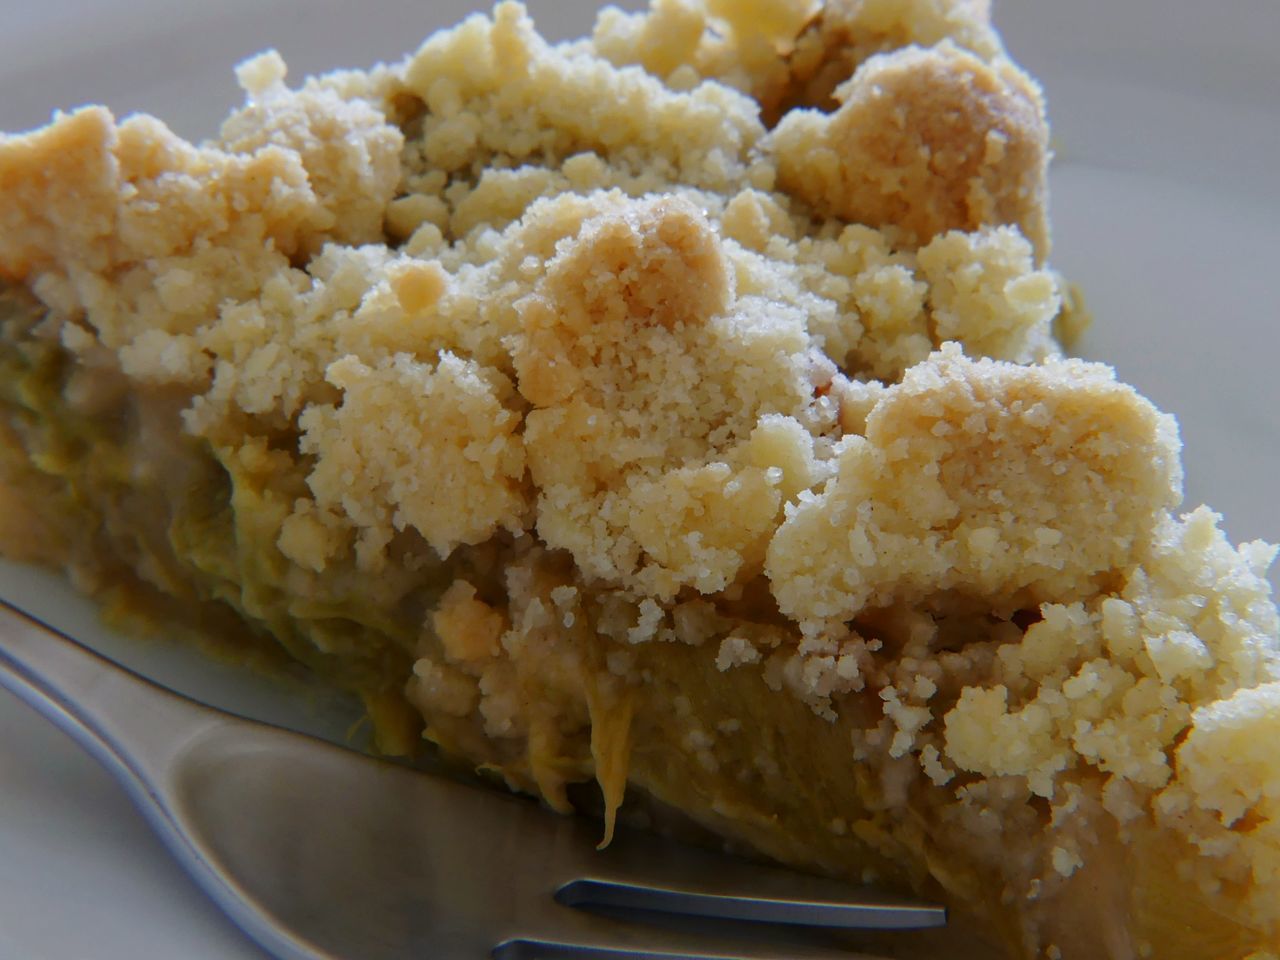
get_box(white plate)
[1,1,1277,957]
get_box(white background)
[0,0,1277,956]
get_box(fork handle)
[0,599,223,805]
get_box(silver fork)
[0,600,945,960]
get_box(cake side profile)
[1,2,1277,958]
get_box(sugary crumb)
[1050,845,1082,878]
[716,636,763,671]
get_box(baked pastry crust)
[1,3,1277,958]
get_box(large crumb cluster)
[1,2,1277,958]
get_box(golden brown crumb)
[767,344,1183,628]
[773,43,1049,257]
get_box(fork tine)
[555,877,943,931]
[494,902,899,960]
[553,828,945,931]
[493,940,892,960]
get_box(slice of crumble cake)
[1,2,1276,958]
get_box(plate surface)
[0,1,1277,957]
